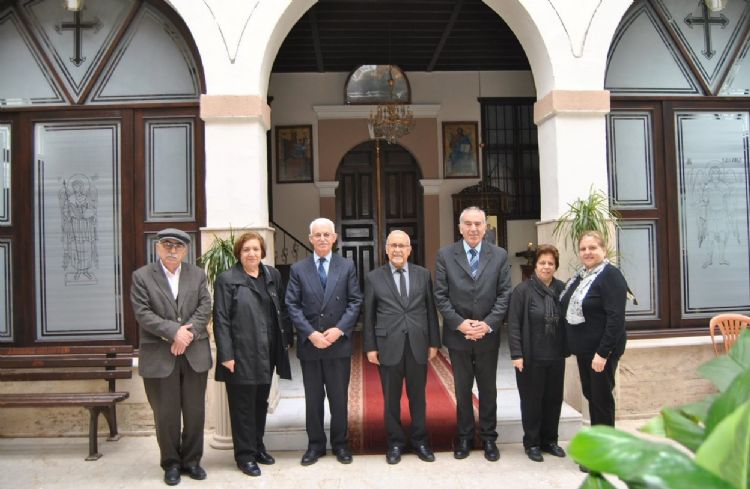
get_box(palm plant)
[198,229,237,290]
[553,186,621,255]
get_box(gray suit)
[131,261,212,470]
[434,240,511,443]
[364,263,440,448]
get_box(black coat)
[507,275,567,364]
[213,263,293,384]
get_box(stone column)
[315,181,339,221]
[200,95,278,449]
[420,179,442,274]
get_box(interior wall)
[269,70,536,279]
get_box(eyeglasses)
[310,232,334,240]
[387,243,411,250]
[159,240,186,250]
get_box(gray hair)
[309,217,335,235]
[459,206,487,224]
[385,229,411,248]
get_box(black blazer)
[213,263,292,384]
[435,240,512,351]
[363,264,441,366]
[285,253,363,360]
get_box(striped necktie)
[469,248,479,279]
[318,257,327,289]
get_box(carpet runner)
[348,333,478,454]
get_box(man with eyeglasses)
[130,228,212,486]
[363,230,440,464]
[435,206,512,462]
[285,217,362,466]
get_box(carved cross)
[684,2,729,59]
[55,11,101,67]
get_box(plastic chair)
[709,313,750,355]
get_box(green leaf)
[705,369,750,436]
[680,395,718,423]
[696,400,750,489]
[661,407,705,452]
[579,474,619,489]
[640,414,666,437]
[569,426,734,489]
[700,330,750,392]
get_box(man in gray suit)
[131,228,212,486]
[285,218,363,466]
[364,230,441,465]
[435,207,512,462]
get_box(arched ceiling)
[272,0,530,73]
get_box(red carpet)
[348,333,476,454]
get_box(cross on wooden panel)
[55,11,101,67]
[684,2,728,59]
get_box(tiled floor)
[0,435,594,489]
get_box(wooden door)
[336,141,423,291]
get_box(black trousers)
[143,355,207,470]
[300,356,351,450]
[225,382,272,464]
[378,339,428,449]
[449,347,499,442]
[515,359,565,448]
[576,353,620,426]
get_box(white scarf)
[561,259,610,325]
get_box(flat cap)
[156,228,191,245]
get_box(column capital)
[200,95,271,129]
[419,179,443,195]
[315,181,339,198]
[533,90,610,125]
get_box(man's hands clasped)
[170,324,194,356]
[458,319,491,341]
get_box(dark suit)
[364,263,440,449]
[285,253,363,451]
[130,261,212,470]
[434,240,511,443]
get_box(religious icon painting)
[276,125,314,184]
[442,121,479,179]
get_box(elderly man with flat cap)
[131,228,212,486]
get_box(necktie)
[469,248,479,279]
[397,268,408,302]
[318,257,327,289]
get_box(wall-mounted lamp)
[705,0,728,11]
[63,0,84,12]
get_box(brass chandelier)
[368,66,415,144]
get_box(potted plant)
[552,186,621,257]
[198,229,237,290]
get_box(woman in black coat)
[559,230,627,433]
[213,231,293,477]
[507,244,567,463]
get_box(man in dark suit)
[434,206,512,462]
[364,230,441,465]
[285,217,363,466]
[130,228,212,486]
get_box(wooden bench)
[0,345,134,460]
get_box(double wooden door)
[336,141,424,291]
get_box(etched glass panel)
[0,239,12,341]
[617,221,659,320]
[608,112,655,208]
[88,4,200,104]
[606,3,701,95]
[146,232,197,265]
[145,119,195,221]
[34,121,123,340]
[676,112,750,318]
[0,124,9,224]
[720,34,750,96]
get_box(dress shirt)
[314,251,333,275]
[388,262,410,296]
[159,260,181,300]
[462,240,482,264]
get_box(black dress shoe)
[541,443,566,458]
[453,438,471,459]
[164,467,181,486]
[483,440,500,461]
[183,465,207,480]
[300,448,326,466]
[256,450,276,465]
[237,461,261,477]
[525,446,543,462]
[412,444,435,462]
[333,447,353,464]
[386,446,402,465]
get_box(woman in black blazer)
[559,230,627,434]
[507,245,567,462]
[213,231,292,477]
